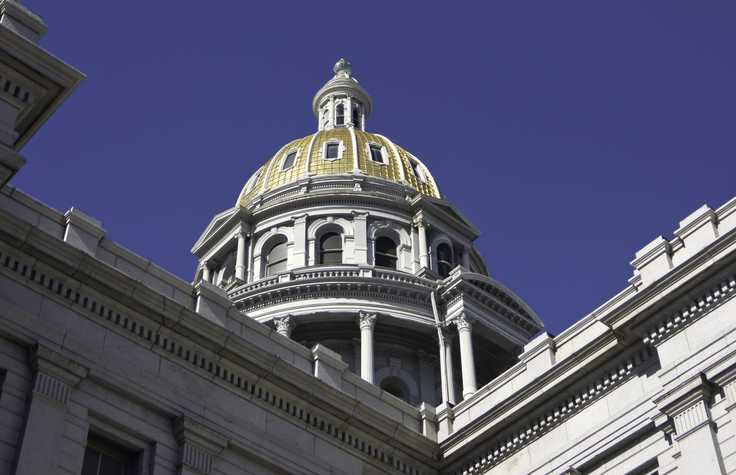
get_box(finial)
[333,59,351,77]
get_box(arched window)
[319,232,342,265]
[352,108,360,128]
[265,239,288,276]
[437,243,453,278]
[336,104,345,125]
[375,236,398,269]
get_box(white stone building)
[1,3,736,474]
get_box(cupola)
[313,59,372,131]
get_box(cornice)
[0,236,438,474]
[442,345,656,473]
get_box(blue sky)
[15,1,736,337]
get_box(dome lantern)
[313,59,372,132]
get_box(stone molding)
[643,271,736,345]
[449,346,655,475]
[0,245,430,473]
[654,373,714,440]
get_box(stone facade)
[2,3,736,474]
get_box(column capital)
[416,349,437,369]
[357,311,377,330]
[273,315,296,338]
[291,213,308,224]
[454,313,475,331]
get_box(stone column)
[455,313,477,399]
[273,315,296,338]
[461,245,471,270]
[235,231,247,281]
[247,233,255,283]
[442,329,456,405]
[14,345,89,474]
[415,219,429,269]
[358,311,377,383]
[346,95,354,127]
[173,416,229,475]
[202,262,212,283]
[654,373,726,475]
[416,350,437,406]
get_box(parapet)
[630,196,736,288]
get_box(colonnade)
[271,311,478,403]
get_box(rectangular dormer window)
[366,143,388,165]
[369,145,383,163]
[281,151,297,170]
[326,144,339,159]
[408,157,427,183]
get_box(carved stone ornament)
[357,311,377,330]
[273,316,296,338]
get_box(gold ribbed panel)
[238,160,272,206]
[237,129,441,206]
[397,147,439,197]
[309,129,353,175]
[266,135,313,190]
[355,131,401,182]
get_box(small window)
[244,167,263,194]
[265,239,288,276]
[352,108,360,128]
[369,145,384,163]
[336,104,345,125]
[81,434,135,475]
[326,143,339,159]
[437,243,453,278]
[281,151,297,170]
[375,236,398,269]
[319,232,343,265]
[408,158,427,183]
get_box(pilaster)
[14,344,89,475]
[173,416,229,475]
[654,373,726,474]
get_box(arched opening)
[352,108,360,128]
[319,232,342,265]
[437,242,453,278]
[381,383,405,399]
[375,236,398,269]
[264,238,288,276]
[336,104,345,125]
[379,376,410,403]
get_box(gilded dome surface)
[237,60,442,207]
[237,129,441,206]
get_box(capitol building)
[2,2,736,474]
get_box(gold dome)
[237,129,441,206]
